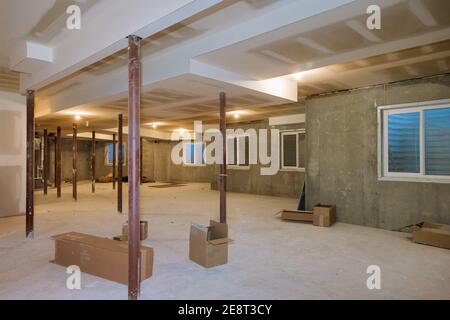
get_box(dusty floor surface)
[0,182,449,300]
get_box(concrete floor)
[0,182,449,300]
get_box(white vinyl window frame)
[183,142,206,167]
[377,98,450,184]
[227,134,250,170]
[280,130,306,172]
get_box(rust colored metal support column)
[91,131,96,193]
[26,90,35,239]
[127,35,142,300]
[54,136,57,187]
[113,133,116,189]
[56,127,62,198]
[72,124,77,201]
[118,114,123,213]
[43,129,48,195]
[219,92,227,224]
[140,137,143,184]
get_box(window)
[281,131,305,171]
[378,99,450,183]
[184,142,205,166]
[105,143,126,166]
[227,135,250,169]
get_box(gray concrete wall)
[47,139,124,184]
[141,119,306,198]
[210,120,306,198]
[306,74,450,230]
[142,139,214,183]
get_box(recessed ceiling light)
[74,114,81,121]
[292,72,303,80]
[233,111,240,119]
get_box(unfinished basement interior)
[0,0,449,302]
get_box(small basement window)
[281,130,305,171]
[105,143,126,166]
[184,142,205,166]
[378,99,450,183]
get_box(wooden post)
[43,129,48,195]
[113,133,116,190]
[140,137,143,184]
[26,90,34,239]
[92,131,96,193]
[127,35,142,300]
[118,114,123,213]
[56,127,62,198]
[219,92,227,224]
[72,123,77,201]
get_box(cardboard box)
[313,204,336,227]
[413,222,450,249]
[52,232,153,285]
[280,210,313,222]
[189,220,229,268]
[122,221,148,241]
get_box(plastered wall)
[0,91,26,217]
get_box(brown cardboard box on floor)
[280,210,313,222]
[189,220,229,268]
[52,232,153,285]
[122,220,148,241]
[313,204,336,227]
[413,222,450,249]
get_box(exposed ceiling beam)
[408,0,438,27]
[20,0,223,92]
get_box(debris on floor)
[142,176,155,183]
[278,210,313,222]
[413,222,450,249]
[149,182,187,188]
[277,204,336,228]
[51,232,154,284]
[97,173,113,183]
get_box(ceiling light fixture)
[292,72,303,80]
[233,111,240,119]
[74,114,81,121]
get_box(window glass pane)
[283,134,297,167]
[425,107,450,176]
[185,143,194,164]
[193,143,205,165]
[388,112,420,173]
[298,133,306,168]
[107,143,114,164]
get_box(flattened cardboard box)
[280,210,313,222]
[413,222,450,250]
[52,232,153,285]
[189,220,229,268]
[313,204,336,227]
